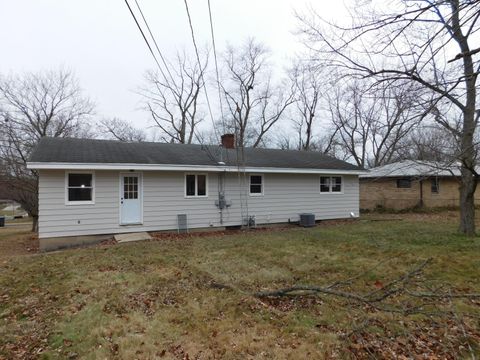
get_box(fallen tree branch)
[255,258,432,304]
[326,257,393,290]
[406,291,480,299]
[252,258,480,315]
[255,285,369,303]
[198,257,480,318]
[367,258,432,302]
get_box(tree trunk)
[459,167,476,235]
[31,215,38,233]
[457,87,477,236]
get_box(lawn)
[0,212,479,359]
[0,203,25,218]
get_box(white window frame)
[184,173,208,198]
[319,175,343,194]
[249,174,264,196]
[65,170,95,205]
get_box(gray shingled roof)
[360,160,462,178]
[29,137,363,171]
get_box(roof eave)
[27,162,366,175]
[360,173,460,178]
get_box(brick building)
[360,160,480,210]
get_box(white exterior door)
[120,174,142,224]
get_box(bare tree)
[221,38,296,148]
[298,0,480,234]
[0,69,94,231]
[398,125,458,162]
[328,80,421,168]
[289,62,323,150]
[140,50,208,144]
[98,117,147,142]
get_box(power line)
[207,0,226,133]
[123,0,219,164]
[182,0,220,141]
[206,0,230,169]
[133,0,176,86]
[123,0,170,86]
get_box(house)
[27,135,364,250]
[359,160,480,210]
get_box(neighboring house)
[360,160,480,210]
[27,135,364,250]
[0,200,26,219]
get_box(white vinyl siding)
[38,170,359,238]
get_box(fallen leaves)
[1,212,479,359]
[346,317,480,359]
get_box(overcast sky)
[0,0,348,132]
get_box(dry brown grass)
[0,221,37,260]
[0,211,479,359]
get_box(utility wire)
[123,0,218,164]
[183,0,220,141]
[124,0,170,87]
[207,0,226,134]
[206,0,230,169]
[133,0,176,86]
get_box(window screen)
[67,173,93,202]
[250,175,263,194]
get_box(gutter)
[26,162,367,175]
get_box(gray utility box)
[177,214,188,233]
[299,213,315,227]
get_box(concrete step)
[115,232,152,243]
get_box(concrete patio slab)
[115,232,152,243]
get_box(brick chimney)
[221,133,235,149]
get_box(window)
[66,172,94,204]
[186,175,196,196]
[197,174,206,196]
[331,176,342,192]
[431,178,439,194]
[396,178,412,188]
[250,175,263,195]
[123,176,138,199]
[185,174,207,197]
[320,176,342,193]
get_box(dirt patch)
[150,225,296,241]
[0,222,38,259]
[362,210,461,223]
[260,295,324,312]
